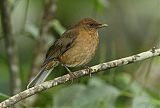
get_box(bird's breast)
[59,30,99,67]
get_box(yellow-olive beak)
[98,23,108,28]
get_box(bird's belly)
[59,34,99,67]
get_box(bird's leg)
[62,64,77,82]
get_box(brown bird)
[27,18,108,88]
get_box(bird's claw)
[68,72,77,84]
[84,66,93,77]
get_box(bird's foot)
[83,66,93,77]
[68,71,77,84]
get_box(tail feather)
[27,68,53,89]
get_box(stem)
[0,0,21,95]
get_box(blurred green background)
[0,0,160,107]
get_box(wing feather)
[43,29,79,66]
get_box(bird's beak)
[98,23,108,28]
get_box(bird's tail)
[27,61,59,89]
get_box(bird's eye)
[89,23,94,27]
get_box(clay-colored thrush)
[27,18,107,88]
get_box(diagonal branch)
[0,0,21,95]
[0,47,160,108]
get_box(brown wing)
[43,28,79,65]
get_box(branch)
[0,0,21,95]
[0,48,160,107]
[28,0,58,82]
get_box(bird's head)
[77,18,108,30]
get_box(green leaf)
[53,77,120,108]
[52,19,66,35]
[25,24,39,40]
[132,95,155,108]
[128,81,158,108]
[93,0,108,12]
[0,93,9,102]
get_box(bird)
[27,18,108,88]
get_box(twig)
[28,0,58,83]
[0,48,160,108]
[0,0,21,95]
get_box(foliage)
[0,0,160,107]
[53,77,160,108]
[54,78,120,108]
